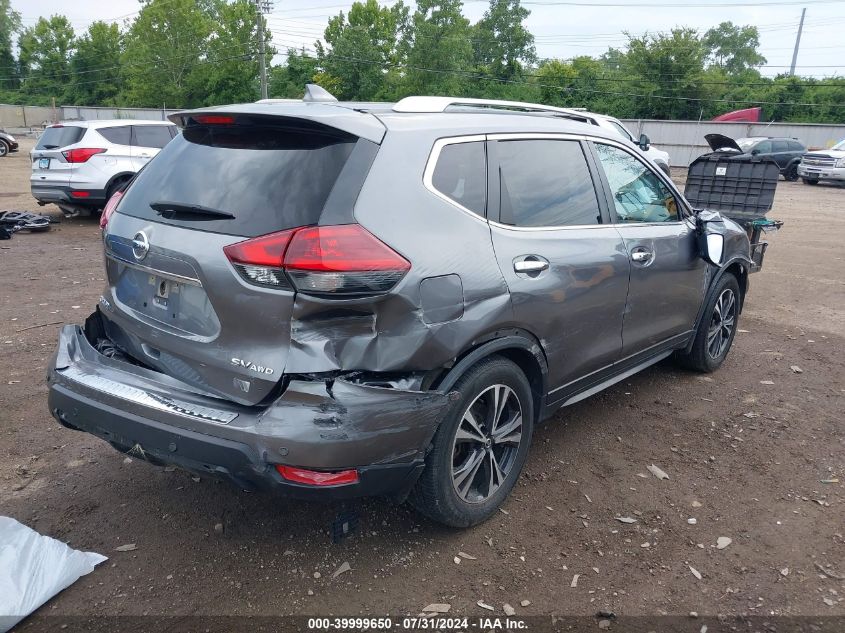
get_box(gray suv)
[47,89,754,527]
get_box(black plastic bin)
[685,151,782,272]
[684,152,780,223]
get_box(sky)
[11,0,845,78]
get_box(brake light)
[193,114,235,125]
[223,224,410,295]
[99,190,124,230]
[275,465,359,486]
[63,148,106,163]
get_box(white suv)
[572,108,672,177]
[30,120,177,215]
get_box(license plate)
[38,158,49,169]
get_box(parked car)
[30,119,178,216]
[797,139,845,185]
[48,90,758,527]
[557,108,672,175]
[0,129,19,157]
[704,134,806,181]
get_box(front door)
[487,136,630,394]
[591,141,708,359]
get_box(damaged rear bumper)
[47,325,452,500]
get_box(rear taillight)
[62,148,106,163]
[99,190,124,230]
[275,465,359,486]
[223,224,410,296]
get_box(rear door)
[103,117,366,405]
[130,124,174,170]
[31,125,86,189]
[591,140,707,358]
[486,134,630,393]
[770,139,791,169]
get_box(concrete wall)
[0,105,56,129]
[0,104,178,132]
[621,119,845,167]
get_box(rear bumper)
[30,184,107,207]
[47,324,451,500]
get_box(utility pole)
[255,0,273,99]
[789,7,806,77]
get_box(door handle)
[514,258,549,273]
[630,249,654,263]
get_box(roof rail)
[392,96,590,119]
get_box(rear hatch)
[31,125,86,188]
[101,112,383,405]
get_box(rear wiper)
[41,144,59,149]
[150,201,235,219]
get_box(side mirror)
[638,133,651,151]
[696,210,725,266]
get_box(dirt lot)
[1,138,843,629]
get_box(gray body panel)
[47,98,755,498]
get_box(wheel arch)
[105,171,135,196]
[434,331,548,423]
[685,258,748,354]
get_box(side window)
[772,140,789,153]
[431,141,486,216]
[594,143,680,224]
[608,120,633,142]
[497,139,602,227]
[754,140,772,154]
[132,125,175,149]
[97,125,131,145]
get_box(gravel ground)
[1,138,843,629]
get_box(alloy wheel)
[707,288,736,360]
[450,384,523,504]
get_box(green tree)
[472,0,535,80]
[66,21,122,105]
[121,0,214,107]
[270,48,318,98]
[625,28,707,119]
[316,0,409,100]
[191,0,265,105]
[704,22,766,75]
[0,0,21,89]
[18,15,75,101]
[405,0,473,96]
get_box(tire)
[784,164,799,182]
[410,356,534,527]
[802,177,819,185]
[676,274,740,373]
[0,140,8,158]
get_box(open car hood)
[705,133,743,153]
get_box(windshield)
[831,139,845,151]
[36,125,85,150]
[735,138,761,151]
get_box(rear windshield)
[36,126,85,150]
[117,120,358,237]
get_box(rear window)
[36,126,85,150]
[117,121,358,237]
[133,125,175,149]
[98,125,131,145]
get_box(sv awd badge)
[231,358,275,375]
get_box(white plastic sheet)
[0,516,107,632]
